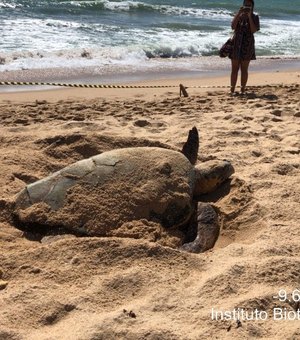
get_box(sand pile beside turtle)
[0,83,300,339]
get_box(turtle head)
[193,160,234,196]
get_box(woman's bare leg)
[231,59,240,93]
[240,60,251,93]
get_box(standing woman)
[230,0,260,95]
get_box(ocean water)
[0,0,299,75]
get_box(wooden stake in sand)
[179,84,189,97]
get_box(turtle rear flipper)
[181,203,219,253]
[181,127,199,165]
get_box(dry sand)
[0,69,299,339]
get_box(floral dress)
[230,13,260,60]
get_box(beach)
[1,0,300,337]
[0,61,300,339]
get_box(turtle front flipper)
[180,203,219,253]
[181,127,199,165]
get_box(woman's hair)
[243,0,255,9]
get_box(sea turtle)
[13,127,234,253]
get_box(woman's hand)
[238,7,246,17]
[232,8,244,30]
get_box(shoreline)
[0,66,299,103]
[0,55,299,96]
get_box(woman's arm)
[248,13,260,33]
[231,8,243,30]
